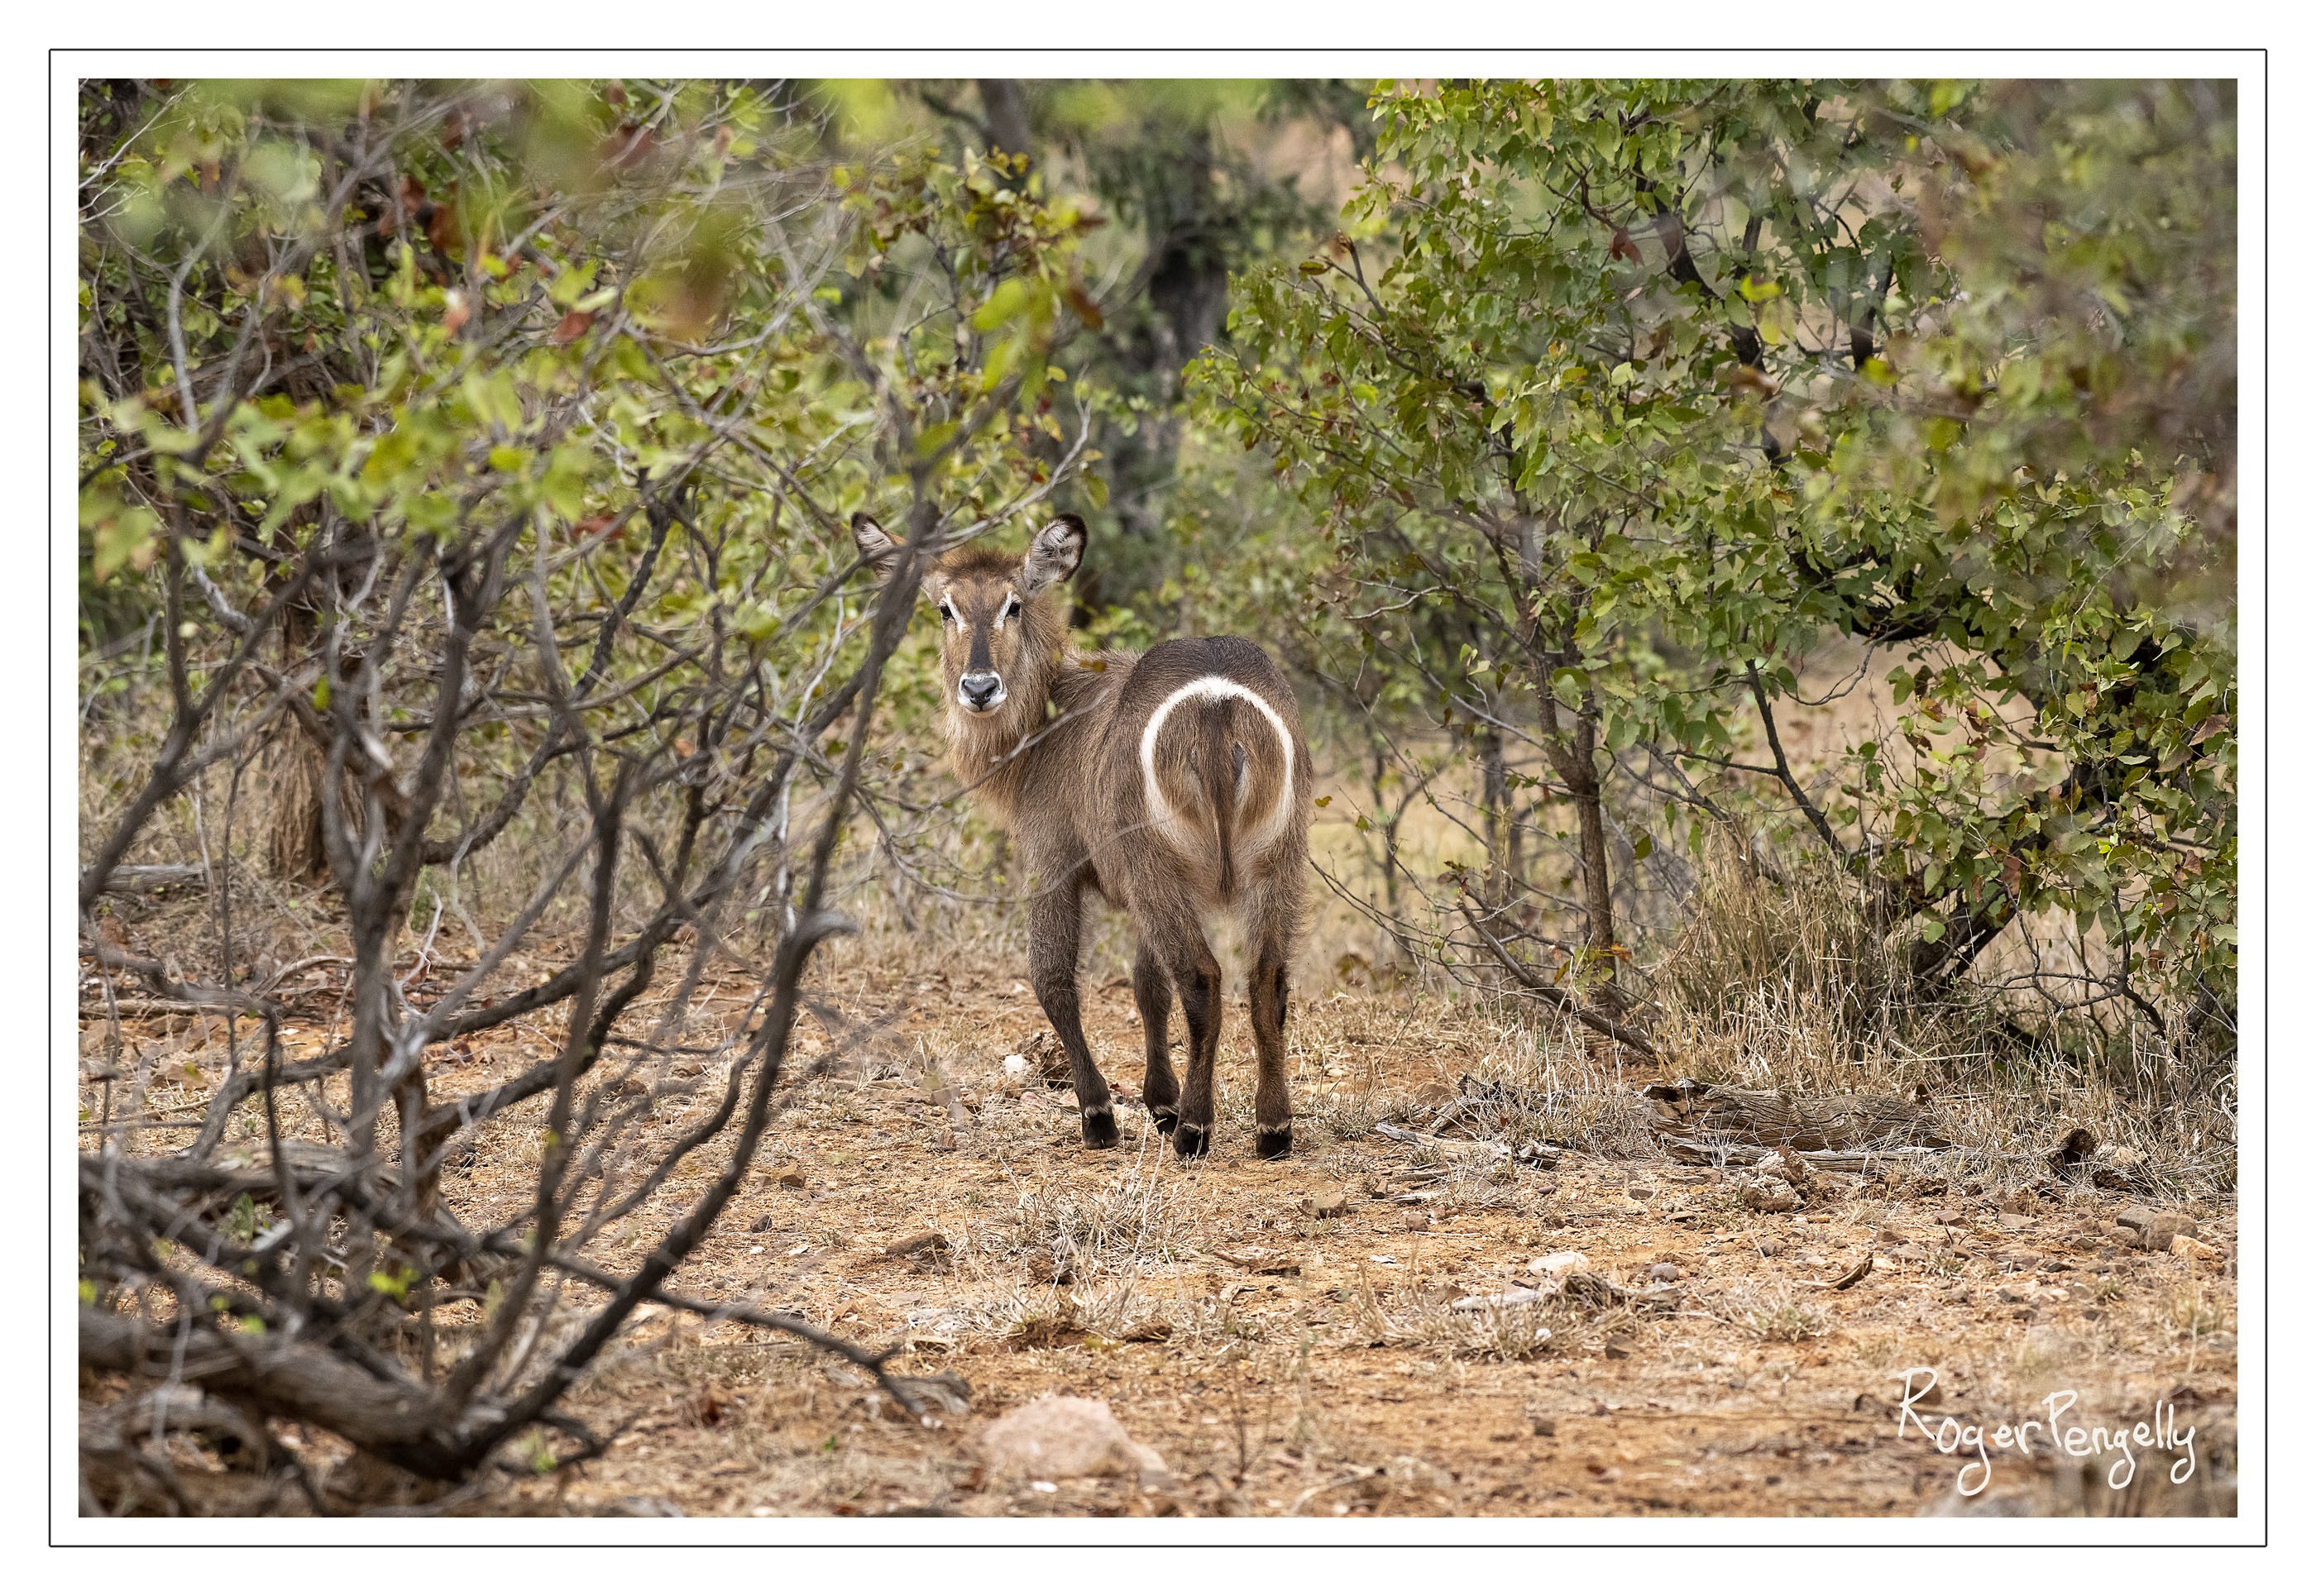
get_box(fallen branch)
[1658,1134,1960,1172]
[99,863,209,895]
[1374,1120,1562,1168]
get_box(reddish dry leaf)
[553,308,596,345]
[601,123,657,172]
[426,199,462,257]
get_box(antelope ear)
[851,513,901,578]
[1020,514,1087,596]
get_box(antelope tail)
[1138,675,1298,892]
[1200,705,1241,897]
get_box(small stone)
[1742,1180,1801,1214]
[2171,1233,2219,1262]
[766,1166,806,1189]
[2116,1207,2197,1251]
[1649,1261,1681,1283]
[1893,1243,1931,1263]
[883,1230,950,1259]
[1532,1416,1558,1437]
[1404,1212,1432,1232]
[1532,1250,1589,1275]
[1876,1226,1908,1246]
[978,1396,1169,1490]
[749,1213,778,1233]
[1302,1191,1350,1220]
[1603,1336,1636,1360]
[1001,1054,1031,1078]
[1754,1237,1786,1258]
[1933,1209,1964,1227]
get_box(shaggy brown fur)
[854,513,1313,1159]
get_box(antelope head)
[852,513,1086,719]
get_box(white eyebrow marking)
[1138,675,1296,872]
[993,587,1019,632]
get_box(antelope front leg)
[1249,940,1294,1159]
[1028,881,1118,1149]
[1132,942,1180,1136]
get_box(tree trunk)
[1537,681,1620,996]
[1478,720,1510,905]
[261,600,331,882]
[977,80,1032,165]
[262,729,331,882]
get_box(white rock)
[977,1396,1169,1489]
[1001,1054,1030,1078]
[1452,1288,1542,1311]
[1530,1250,1589,1275]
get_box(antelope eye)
[938,600,958,624]
[1002,595,1022,620]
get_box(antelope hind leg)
[1249,939,1294,1159]
[1132,942,1180,1136]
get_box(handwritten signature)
[1896,1367,2198,1496]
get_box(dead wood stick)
[99,863,209,895]
[922,1054,972,1145]
[1376,1120,1512,1160]
[1457,903,1662,1063]
[1659,1135,1960,1171]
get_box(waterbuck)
[852,511,1313,1159]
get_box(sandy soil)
[80,946,2238,1520]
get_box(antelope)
[852,511,1313,1159]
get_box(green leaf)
[542,446,591,518]
[970,278,1030,332]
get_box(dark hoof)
[1149,1106,1179,1137]
[1171,1123,1211,1159]
[1254,1127,1294,1161]
[1081,1108,1120,1149]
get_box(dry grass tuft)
[967,1140,1208,1282]
[1338,1272,1557,1362]
[1647,843,2235,1200]
[1715,1278,1827,1344]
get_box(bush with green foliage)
[1196,78,2234,1044]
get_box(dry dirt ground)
[80,946,2239,1520]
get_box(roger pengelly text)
[1895,1368,2198,1496]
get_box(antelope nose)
[959,670,1004,710]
